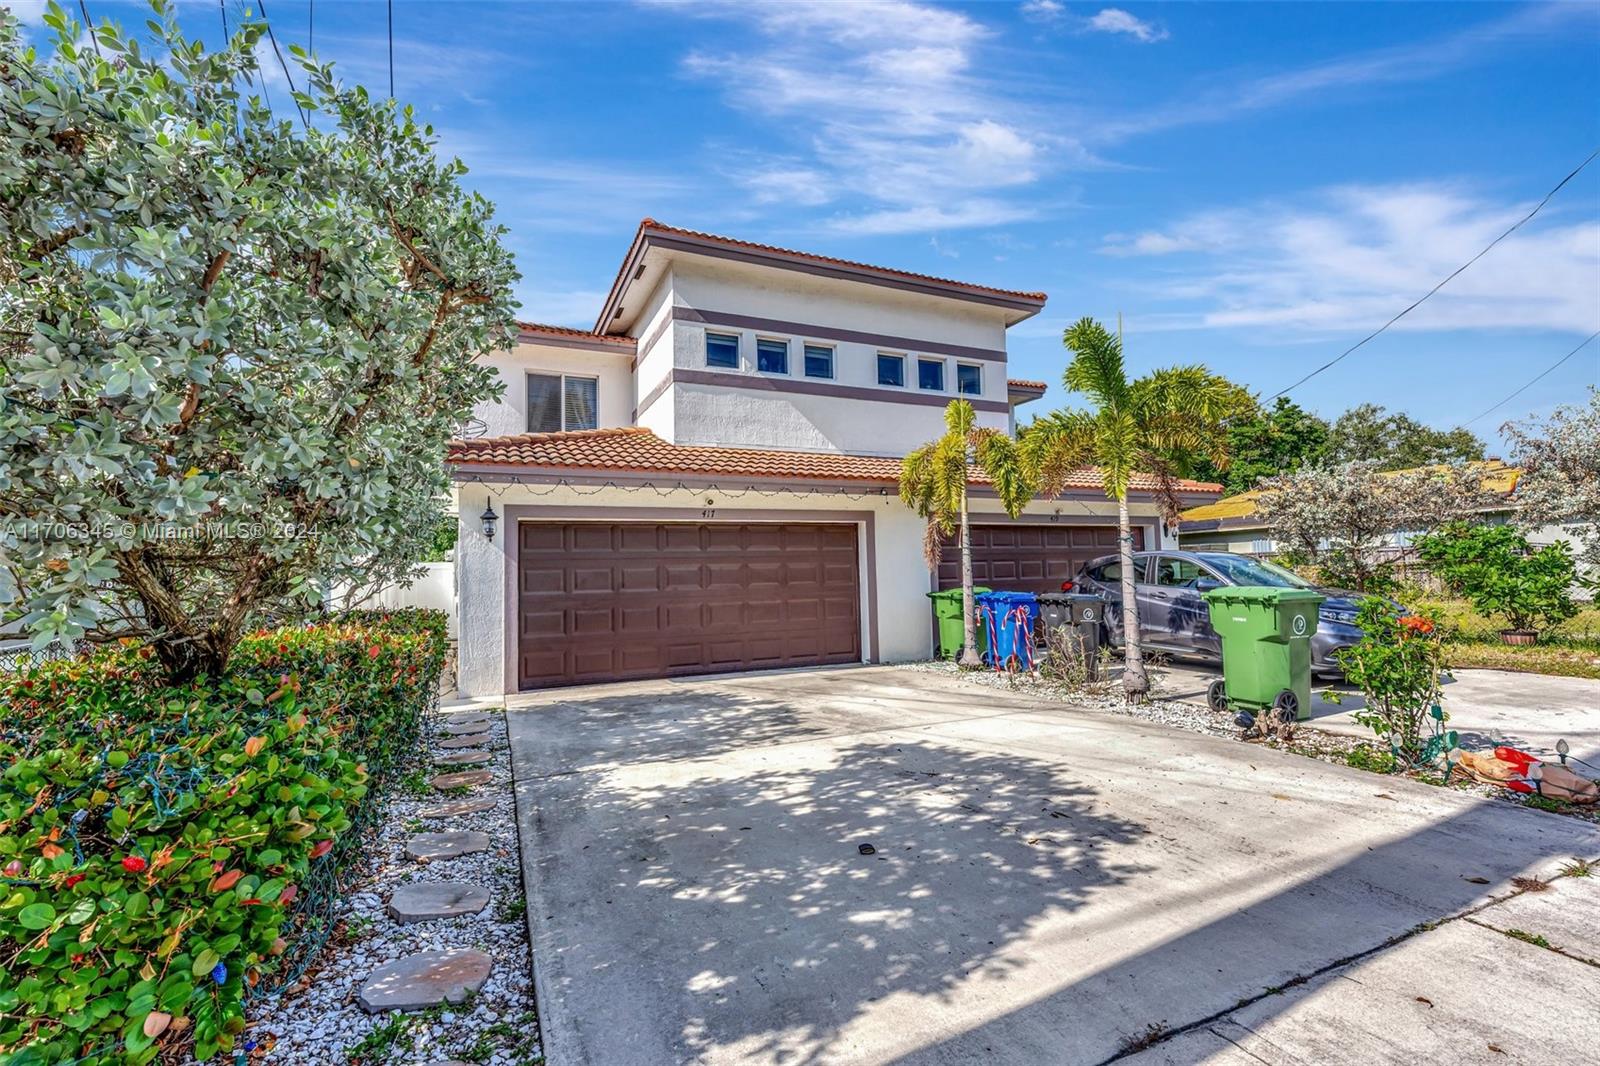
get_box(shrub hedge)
[0,609,448,1064]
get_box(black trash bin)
[1037,591,1108,678]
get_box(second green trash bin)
[1201,586,1324,721]
[927,586,989,661]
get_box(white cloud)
[1020,0,1065,21]
[657,0,1058,234]
[4,1,50,26]
[1086,8,1168,43]
[1101,184,1600,334]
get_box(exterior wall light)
[480,499,499,541]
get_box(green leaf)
[18,903,57,930]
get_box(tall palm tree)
[901,399,1034,668]
[1022,317,1247,700]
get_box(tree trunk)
[1117,494,1149,701]
[957,484,984,669]
[150,626,239,685]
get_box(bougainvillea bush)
[0,610,446,1063]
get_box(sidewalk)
[1121,869,1600,1064]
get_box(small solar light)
[1556,738,1570,766]
[480,499,499,541]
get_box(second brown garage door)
[937,524,1142,596]
[516,521,861,690]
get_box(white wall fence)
[339,561,458,638]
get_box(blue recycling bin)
[974,591,1039,670]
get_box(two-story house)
[447,220,1222,696]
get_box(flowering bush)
[0,610,446,1063]
[1334,598,1448,765]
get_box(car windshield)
[1199,554,1314,589]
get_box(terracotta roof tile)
[447,427,1222,494]
[636,218,1047,302]
[515,321,635,348]
[1007,378,1049,391]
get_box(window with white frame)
[527,373,598,433]
[756,337,789,374]
[877,353,905,387]
[803,344,834,379]
[957,362,982,396]
[705,331,740,368]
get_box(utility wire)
[256,0,310,130]
[218,0,228,40]
[387,0,394,98]
[308,0,313,53]
[77,0,102,59]
[1461,329,1600,427]
[1269,145,1600,400]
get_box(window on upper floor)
[527,373,598,433]
[957,363,982,396]
[756,338,789,374]
[803,344,834,379]
[877,353,905,387]
[917,357,944,391]
[706,331,740,369]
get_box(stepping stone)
[439,718,493,734]
[434,750,491,767]
[419,797,497,818]
[356,949,492,1012]
[430,769,492,791]
[406,831,490,861]
[437,733,492,750]
[387,881,491,924]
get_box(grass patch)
[497,896,528,923]
[1116,1021,1169,1055]
[1396,589,1600,679]
[1524,795,1572,814]
[1503,928,1552,949]
[1443,641,1600,680]
[1345,744,1398,774]
[1560,857,1596,878]
[347,1015,414,1064]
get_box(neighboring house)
[1176,459,1591,558]
[446,220,1222,696]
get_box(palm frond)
[1021,409,1099,498]
[1062,317,1129,410]
[944,397,977,437]
[972,428,1034,518]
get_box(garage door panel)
[939,523,1140,596]
[518,521,861,689]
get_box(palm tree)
[1022,317,1247,700]
[901,399,1034,668]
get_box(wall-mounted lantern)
[480,498,499,541]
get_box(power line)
[1462,329,1600,427]
[1269,145,1600,400]
[256,0,310,130]
[308,0,313,53]
[77,0,102,59]
[387,0,394,99]
[218,0,228,40]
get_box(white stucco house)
[446,219,1223,696]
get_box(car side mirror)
[1194,577,1222,593]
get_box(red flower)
[367,645,382,660]
[64,873,86,888]
[121,855,147,874]
[1398,615,1436,637]
[309,839,334,860]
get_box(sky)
[9,0,1600,453]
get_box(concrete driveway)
[506,666,1600,1066]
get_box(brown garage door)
[516,522,861,690]
[937,524,1143,595]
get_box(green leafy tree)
[1415,523,1579,636]
[1326,403,1485,470]
[1255,462,1490,594]
[900,399,1033,669]
[1021,317,1244,700]
[0,3,517,680]
[1192,396,1330,493]
[1503,388,1600,576]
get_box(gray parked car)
[1070,550,1365,678]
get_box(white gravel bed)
[899,659,1600,823]
[236,705,541,1066]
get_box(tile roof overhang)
[514,321,637,355]
[596,219,1048,335]
[1006,378,1048,405]
[446,427,1224,497]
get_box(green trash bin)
[927,586,990,661]
[1201,586,1324,720]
